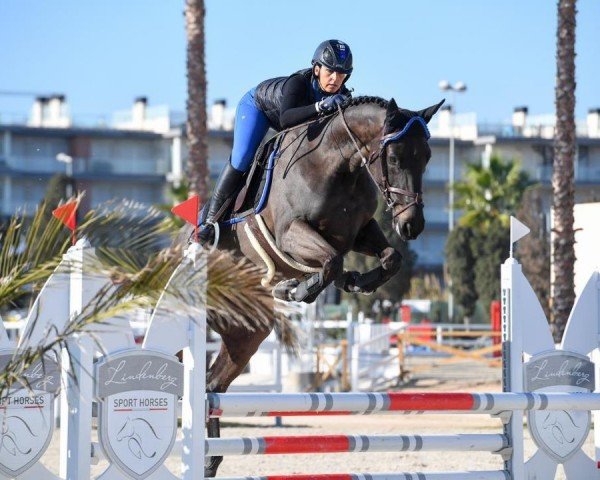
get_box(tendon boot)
[198,162,245,245]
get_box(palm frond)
[1,199,298,401]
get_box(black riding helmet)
[311,39,353,79]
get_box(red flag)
[171,195,200,226]
[52,201,77,231]
[52,201,78,245]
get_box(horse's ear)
[417,99,445,124]
[386,98,399,117]
[384,98,399,132]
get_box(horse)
[189,95,443,476]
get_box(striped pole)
[217,472,510,480]
[205,434,507,456]
[208,391,600,417]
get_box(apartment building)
[0,96,232,216]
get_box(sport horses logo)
[0,352,60,477]
[524,351,595,462]
[95,350,183,479]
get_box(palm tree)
[185,0,209,201]
[447,156,532,321]
[453,155,531,231]
[551,0,577,340]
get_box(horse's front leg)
[204,325,273,477]
[335,218,403,294]
[278,219,343,303]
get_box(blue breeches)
[230,88,270,172]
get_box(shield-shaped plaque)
[0,349,60,477]
[96,349,184,479]
[524,350,595,462]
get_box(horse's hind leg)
[204,323,273,477]
[278,219,343,303]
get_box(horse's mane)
[339,95,428,137]
[341,96,389,110]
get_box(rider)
[199,39,354,243]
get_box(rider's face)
[314,65,347,93]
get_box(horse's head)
[116,417,134,441]
[369,98,444,240]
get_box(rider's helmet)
[311,40,353,77]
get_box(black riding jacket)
[254,68,351,132]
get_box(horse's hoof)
[273,279,300,301]
[334,271,368,294]
[204,467,217,478]
[204,456,223,478]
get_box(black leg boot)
[198,162,245,245]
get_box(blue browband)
[381,116,431,147]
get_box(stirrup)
[202,220,220,252]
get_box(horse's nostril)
[403,223,412,239]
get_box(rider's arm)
[279,75,320,129]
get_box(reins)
[336,104,426,217]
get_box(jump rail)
[207,391,600,417]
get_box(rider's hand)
[316,94,346,114]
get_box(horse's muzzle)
[393,204,425,241]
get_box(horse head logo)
[0,416,36,457]
[116,417,161,460]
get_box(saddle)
[230,134,281,220]
[209,131,321,285]
[199,134,281,239]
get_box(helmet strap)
[312,66,330,95]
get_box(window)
[12,136,68,157]
[578,146,589,166]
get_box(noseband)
[338,106,429,217]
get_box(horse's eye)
[388,155,399,165]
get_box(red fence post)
[490,300,501,358]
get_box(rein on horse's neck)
[334,103,387,173]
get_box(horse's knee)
[380,247,402,272]
[324,255,344,281]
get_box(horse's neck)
[334,105,386,172]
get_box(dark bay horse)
[199,96,443,476]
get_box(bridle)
[337,105,430,217]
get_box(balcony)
[80,157,170,176]
[5,156,65,174]
[4,155,169,176]
[478,119,589,139]
[537,164,600,183]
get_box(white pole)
[181,243,207,480]
[60,239,103,480]
[447,92,456,323]
[501,257,524,480]
[351,323,360,391]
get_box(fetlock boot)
[198,162,245,244]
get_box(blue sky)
[1,0,599,124]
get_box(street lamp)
[438,80,467,230]
[438,80,467,322]
[56,152,74,198]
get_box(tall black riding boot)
[198,162,245,244]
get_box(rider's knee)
[380,247,403,271]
